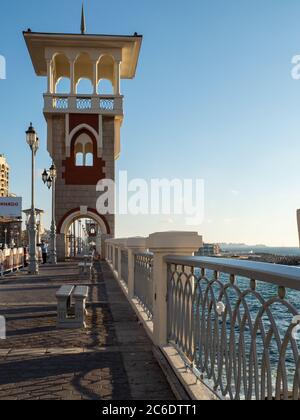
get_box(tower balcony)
[44,93,123,116]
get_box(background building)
[0,154,9,197]
[0,155,23,248]
[196,243,221,257]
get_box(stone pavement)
[0,261,175,400]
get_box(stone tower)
[24,25,142,260]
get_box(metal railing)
[166,256,300,400]
[134,252,154,319]
[0,248,25,276]
[114,247,119,273]
[121,250,129,285]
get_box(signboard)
[0,197,22,219]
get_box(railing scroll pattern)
[134,253,154,320]
[167,258,300,400]
[121,250,129,285]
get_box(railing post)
[117,244,122,281]
[111,242,116,269]
[102,234,113,260]
[148,232,203,347]
[126,238,148,299]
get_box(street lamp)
[42,162,57,264]
[26,122,39,274]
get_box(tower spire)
[81,2,86,35]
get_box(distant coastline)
[220,244,300,257]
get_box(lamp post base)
[28,209,39,275]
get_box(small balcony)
[43,93,123,116]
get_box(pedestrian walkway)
[0,261,175,400]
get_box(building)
[0,156,22,248]
[196,243,221,257]
[24,16,142,260]
[0,154,9,197]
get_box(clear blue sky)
[1,0,300,246]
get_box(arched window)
[97,79,114,95]
[76,78,93,94]
[56,77,71,94]
[74,133,94,167]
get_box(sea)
[220,245,300,257]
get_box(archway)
[57,208,110,259]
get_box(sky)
[1,0,300,246]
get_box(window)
[74,133,94,167]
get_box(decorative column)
[46,59,53,94]
[70,59,76,94]
[114,61,121,95]
[148,232,203,347]
[93,60,98,95]
[127,238,148,299]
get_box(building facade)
[0,154,9,197]
[196,243,221,257]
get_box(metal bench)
[73,286,89,328]
[56,285,74,328]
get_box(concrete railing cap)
[148,231,203,251]
[126,237,148,249]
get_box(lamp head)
[42,169,48,184]
[26,122,37,147]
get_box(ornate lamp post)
[26,123,39,275]
[42,163,57,264]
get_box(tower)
[24,19,142,260]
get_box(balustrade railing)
[44,94,123,114]
[105,235,300,401]
[134,252,154,319]
[166,256,300,400]
[121,250,129,285]
[0,248,25,275]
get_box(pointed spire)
[81,2,86,35]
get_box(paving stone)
[0,261,175,400]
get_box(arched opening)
[75,53,93,93]
[74,133,94,167]
[59,211,110,259]
[67,218,100,258]
[98,55,115,92]
[56,77,71,94]
[76,78,93,94]
[52,53,70,91]
[97,79,114,95]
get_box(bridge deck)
[0,261,175,400]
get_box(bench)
[73,286,89,328]
[56,285,74,328]
[78,262,94,280]
[56,285,89,329]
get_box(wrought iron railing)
[166,256,300,400]
[121,250,129,285]
[134,253,154,319]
